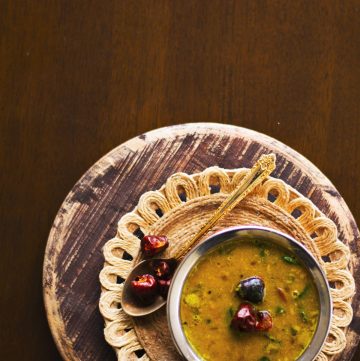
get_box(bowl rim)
[167,225,332,361]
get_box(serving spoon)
[121,153,276,316]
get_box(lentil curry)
[180,239,320,361]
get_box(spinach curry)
[180,239,319,361]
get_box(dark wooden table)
[1,1,360,360]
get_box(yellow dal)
[180,239,319,361]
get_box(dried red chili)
[151,258,177,280]
[158,278,172,298]
[131,274,158,304]
[255,310,273,331]
[141,235,169,257]
[231,303,273,332]
[231,303,257,331]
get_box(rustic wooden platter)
[43,123,360,361]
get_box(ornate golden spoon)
[122,153,276,316]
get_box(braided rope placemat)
[99,167,355,361]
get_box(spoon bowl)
[121,259,169,316]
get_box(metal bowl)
[167,226,332,361]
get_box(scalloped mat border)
[99,167,355,361]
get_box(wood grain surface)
[1,2,360,360]
[43,124,360,361]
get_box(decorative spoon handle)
[173,153,276,260]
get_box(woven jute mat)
[99,167,354,361]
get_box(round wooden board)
[43,123,360,361]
